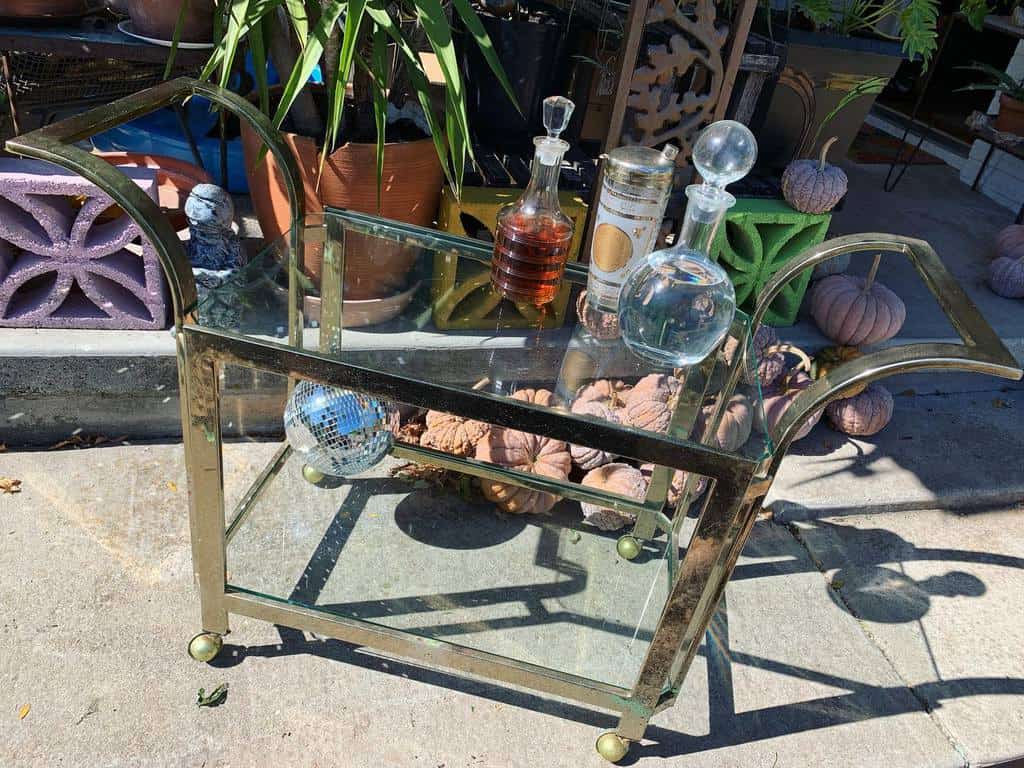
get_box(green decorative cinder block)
[709,198,831,326]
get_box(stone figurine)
[186,183,243,271]
[187,184,244,328]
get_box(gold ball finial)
[302,464,326,484]
[616,535,641,560]
[596,732,630,762]
[188,633,223,663]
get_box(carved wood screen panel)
[605,0,756,164]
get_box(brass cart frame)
[8,79,1021,763]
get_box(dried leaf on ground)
[397,420,427,443]
[49,434,127,451]
[18,703,30,719]
[167,481,177,492]
[390,462,479,501]
[992,398,1011,409]
[1,478,21,494]
[196,683,228,707]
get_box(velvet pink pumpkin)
[825,383,894,436]
[568,399,619,470]
[782,137,848,214]
[995,224,1024,260]
[989,255,1024,299]
[810,255,905,346]
[580,463,647,531]
[640,463,709,509]
[695,393,754,452]
[760,369,822,442]
[723,325,784,387]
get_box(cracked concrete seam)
[782,520,972,767]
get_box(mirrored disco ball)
[284,381,399,477]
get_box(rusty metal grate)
[0,50,197,135]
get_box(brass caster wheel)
[596,732,630,763]
[617,535,641,560]
[188,632,223,663]
[302,464,325,485]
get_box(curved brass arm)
[748,233,1021,470]
[4,78,305,329]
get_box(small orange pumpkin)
[569,399,619,470]
[419,411,489,457]
[621,374,682,434]
[476,427,572,515]
[810,345,866,397]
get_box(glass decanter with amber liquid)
[491,96,575,306]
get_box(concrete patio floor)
[2,443,1022,767]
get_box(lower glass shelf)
[226,447,676,690]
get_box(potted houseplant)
[756,0,990,166]
[185,0,515,303]
[2,0,93,17]
[956,61,1024,135]
[455,3,572,151]
[130,0,216,43]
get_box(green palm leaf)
[449,0,520,115]
[272,0,345,131]
[219,0,252,89]
[322,0,369,174]
[364,2,458,192]
[283,0,309,45]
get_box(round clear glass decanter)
[617,121,756,367]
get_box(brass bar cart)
[8,79,1020,763]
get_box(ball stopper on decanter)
[617,121,758,368]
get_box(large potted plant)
[130,0,216,43]
[187,0,515,303]
[756,0,990,166]
[957,61,1024,135]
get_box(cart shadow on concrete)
[214,472,1024,760]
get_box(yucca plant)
[955,61,1024,102]
[178,0,518,195]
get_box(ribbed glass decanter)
[491,96,575,306]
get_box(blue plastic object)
[91,97,249,194]
[90,54,323,195]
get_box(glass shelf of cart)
[194,211,772,464]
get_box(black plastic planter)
[456,12,570,151]
[757,29,904,169]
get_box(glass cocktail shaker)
[586,144,678,312]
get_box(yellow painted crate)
[433,186,589,330]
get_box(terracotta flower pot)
[128,0,215,43]
[94,151,214,230]
[2,0,93,17]
[241,123,444,300]
[996,93,1024,136]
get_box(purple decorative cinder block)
[0,159,170,329]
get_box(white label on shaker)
[588,186,668,311]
